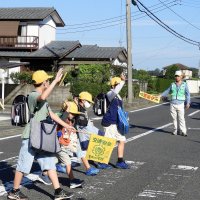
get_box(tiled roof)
[0,7,65,26]
[0,60,29,68]
[66,45,126,60]
[0,51,30,57]
[28,41,81,58]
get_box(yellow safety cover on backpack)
[86,134,116,164]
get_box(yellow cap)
[110,77,121,86]
[68,101,81,115]
[32,70,53,84]
[79,91,94,103]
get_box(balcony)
[0,36,39,51]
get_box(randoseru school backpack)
[11,95,30,126]
[93,93,108,116]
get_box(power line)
[57,0,177,31]
[57,2,177,34]
[135,0,200,47]
[158,0,200,31]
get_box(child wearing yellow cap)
[8,69,74,200]
[56,101,84,189]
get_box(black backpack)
[93,93,109,116]
[11,95,31,126]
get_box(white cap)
[175,70,182,76]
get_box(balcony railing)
[0,36,39,50]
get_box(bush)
[10,72,33,84]
[10,71,56,84]
[156,78,173,92]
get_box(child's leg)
[66,164,74,180]
[14,139,35,189]
[81,157,90,170]
[118,141,125,158]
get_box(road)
[0,97,200,200]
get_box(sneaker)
[85,167,100,176]
[54,189,73,200]
[182,133,188,137]
[38,173,52,185]
[70,179,84,189]
[172,131,177,135]
[116,161,130,169]
[56,164,66,173]
[7,189,28,200]
[97,163,112,169]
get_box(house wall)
[39,17,56,48]
[186,80,200,93]
[27,24,39,37]
[182,70,192,79]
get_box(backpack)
[11,95,30,126]
[117,106,129,135]
[93,93,108,116]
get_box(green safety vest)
[170,82,186,101]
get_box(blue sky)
[1,0,200,70]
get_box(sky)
[1,0,200,70]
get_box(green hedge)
[156,78,174,93]
[70,81,139,99]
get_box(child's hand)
[55,68,63,83]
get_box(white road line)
[0,152,3,155]
[188,110,200,117]
[129,102,169,113]
[125,123,172,143]
[0,116,10,121]
[171,165,198,171]
[0,134,21,141]
[0,156,18,163]
[188,127,200,130]
[91,102,170,120]
[138,190,177,198]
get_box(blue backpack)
[117,106,129,135]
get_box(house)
[0,7,65,83]
[162,63,192,79]
[0,7,127,84]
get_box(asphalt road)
[0,97,200,200]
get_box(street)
[0,97,200,200]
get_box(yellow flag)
[86,134,116,164]
[139,91,160,103]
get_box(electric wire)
[57,2,177,34]
[136,0,199,47]
[158,0,200,31]
[57,0,177,31]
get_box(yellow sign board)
[139,91,160,103]
[86,134,116,164]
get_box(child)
[101,74,129,169]
[7,69,74,200]
[56,101,84,189]
[75,92,111,174]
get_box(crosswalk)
[0,159,199,199]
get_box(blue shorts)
[16,139,56,174]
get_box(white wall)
[39,17,56,48]
[186,80,200,94]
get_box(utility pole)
[126,0,133,103]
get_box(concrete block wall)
[5,84,72,107]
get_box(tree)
[165,65,179,79]
[132,69,151,81]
